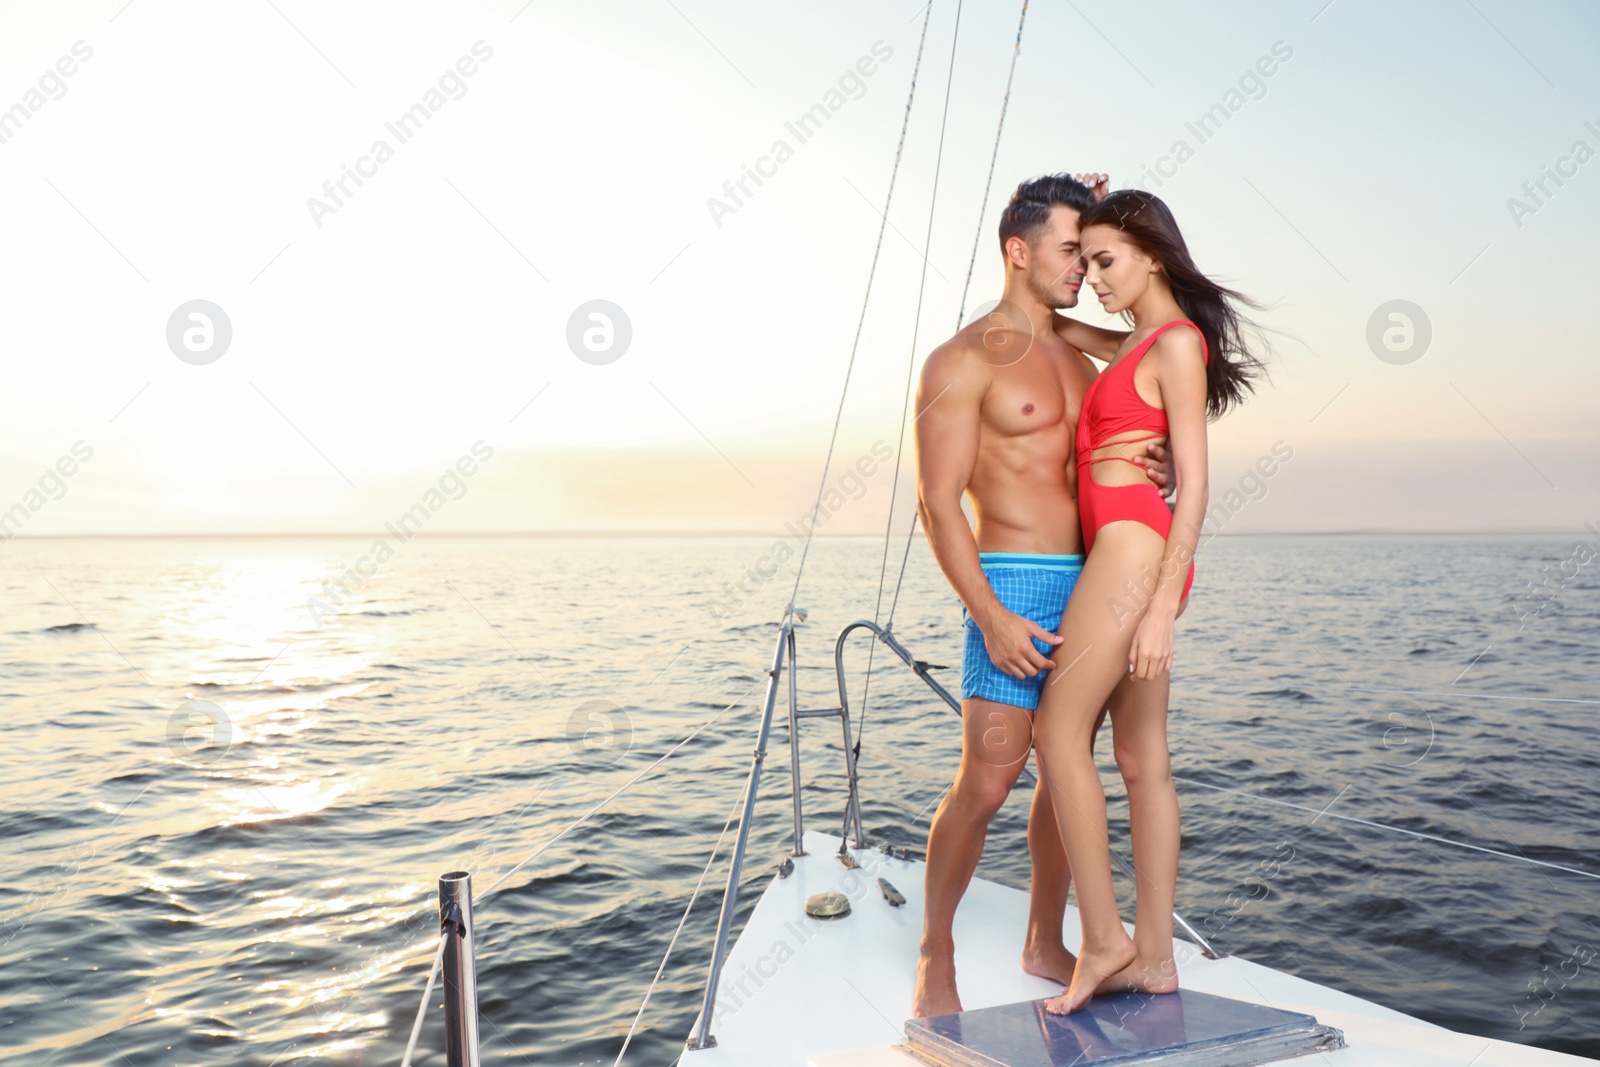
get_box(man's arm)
[1135,441,1178,503]
[915,339,1061,678]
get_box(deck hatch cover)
[902,988,1345,1066]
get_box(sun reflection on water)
[222,779,357,828]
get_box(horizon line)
[2,528,1592,541]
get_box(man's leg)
[1020,704,1107,983]
[914,695,1034,1017]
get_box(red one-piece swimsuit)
[1074,319,1210,601]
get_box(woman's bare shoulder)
[1147,324,1206,373]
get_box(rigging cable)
[612,784,746,1065]
[396,679,761,1067]
[848,1,1031,839]
[887,0,1030,638]
[845,0,967,844]
[778,1,938,625]
[403,13,947,1058]
[956,0,1030,330]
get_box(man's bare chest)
[980,355,1090,438]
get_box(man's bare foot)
[913,952,962,1017]
[1020,940,1079,986]
[1043,937,1135,1015]
[1094,952,1179,996]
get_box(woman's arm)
[1128,327,1210,680]
[1050,313,1128,362]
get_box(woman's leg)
[1097,668,1181,995]
[1033,521,1167,1013]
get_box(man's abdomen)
[968,483,1082,556]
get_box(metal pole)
[837,618,1030,779]
[828,625,867,848]
[837,706,867,849]
[688,622,789,1051]
[878,625,963,713]
[439,870,481,1067]
[785,625,806,858]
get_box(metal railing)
[415,613,1225,1061]
[685,622,795,1050]
[685,617,876,1048]
[684,617,1223,1052]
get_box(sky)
[1,0,1597,537]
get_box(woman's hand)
[1129,609,1175,680]
[1072,172,1110,200]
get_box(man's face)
[1023,204,1087,309]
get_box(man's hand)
[1073,172,1110,200]
[1133,441,1178,502]
[979,607,1063,679]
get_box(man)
[911,173,1171,1017]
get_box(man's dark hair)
[997,173,1095,255]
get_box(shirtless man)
[911,173,1171,1017]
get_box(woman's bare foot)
[1044,937,1136,1015]
[1094,952,1179,996]
[1020,940,1079,986]
[913,952,962,1017]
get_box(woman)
[1035,189,1263,1014]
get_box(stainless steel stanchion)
[439,870,481,1067]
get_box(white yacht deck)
[679,830,1593,1067]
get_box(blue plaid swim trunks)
[960,551,1084,712]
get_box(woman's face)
[1082,224,1158,315]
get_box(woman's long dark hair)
[1081,190,1263,418]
